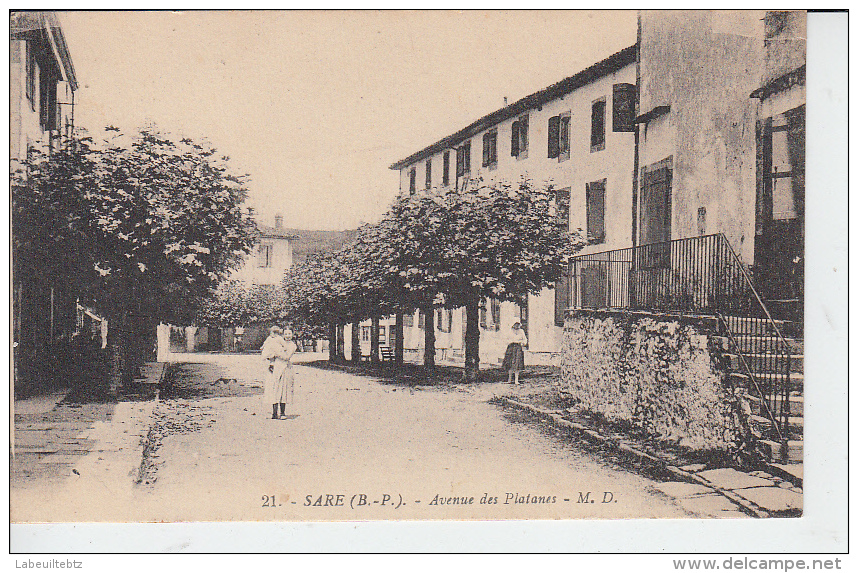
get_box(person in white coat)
[261,326,298,419]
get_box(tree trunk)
[422,305,436,369]
[336,324,346,363]
[328,321,337,362]
[464,298,480,381]
[350,320,361,363]
[107,309,130,396]
[371,316,380,365]
[394,312,404,366]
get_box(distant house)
[11,11,79,394]
[230,215,298,287]
[189,215,297,352]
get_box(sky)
[57,10,637,231]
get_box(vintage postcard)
[11,10,815,531]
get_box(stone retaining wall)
[561,309,732,450]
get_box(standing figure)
[502,322,527,385]
[260,326,298,419]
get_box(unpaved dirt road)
[14,352,707,522]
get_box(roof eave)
[389,44,637,171]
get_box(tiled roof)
[389,44,637,170]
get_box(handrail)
[718,234,792,351]
[716,311,785,444]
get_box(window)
[482,129,498,168]
[361,326,371,342]
[490,298,501,331]
[586,179,606,244]
[425,158,432,189]
[26,41,37,111]
[418,310,425,329]
[613,83,636,133]
[443,151,450,186]
[40,68,57,131]
[379,326,386,343]
[511,114,529,158]
[258,244,273,268]
[591,98,606,152]
[403,311,414,328]
[548,112,571,161]
[436,308,452,333]
[456,141,471,178]
[479,298,501,331]
[639,158,673,268]
[697,207,707,236]
[409,167,416,195]
[640,160,672,246]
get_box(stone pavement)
[10,362,165,520]
[501,397,803,518]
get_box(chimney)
[274,215,283,230]
[503,97,508,106]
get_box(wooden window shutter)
[491,298,501,330]
[591,100,606,149]
[560,116,571,155]
[511,121,520,157]
[482,132,491,167]
[464,141,471,172]
[456,147,464,177]
[409,167,416,195]
[586,180,606,243]
[548,115,560,158]
[612,83,636,132]
[519,115,528,153]
[425,159,432,189]
[443,151,450,186]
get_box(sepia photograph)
[7,8,845,553]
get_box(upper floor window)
[26,41,37,111]
[258,244,273,268]
[425,158,432,189]
[456,141,471,178]
[442,151,450,186]
[409,167,416,195]
[612,83,636,133]
[511,114,529,159]
[482,129,498,169]
[548,112,571,161]
[591,98,606,152]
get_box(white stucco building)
[346,46,638,366]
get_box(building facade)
[11,12,79,393]
[364,46,638,366]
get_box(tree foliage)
[12,125,257,388]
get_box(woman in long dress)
[502,322,527,385]
[261,326,298,419]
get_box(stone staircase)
[717,311,803,465]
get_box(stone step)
[759,439,803,464]
[723,316,802,338]
[724,353,803,374]
[713,335,803,354]
[748,414,803,441]
[730,371,803,391]
[747,393,803,417]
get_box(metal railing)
[567,233,794,454]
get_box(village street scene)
[11,10,816,533]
